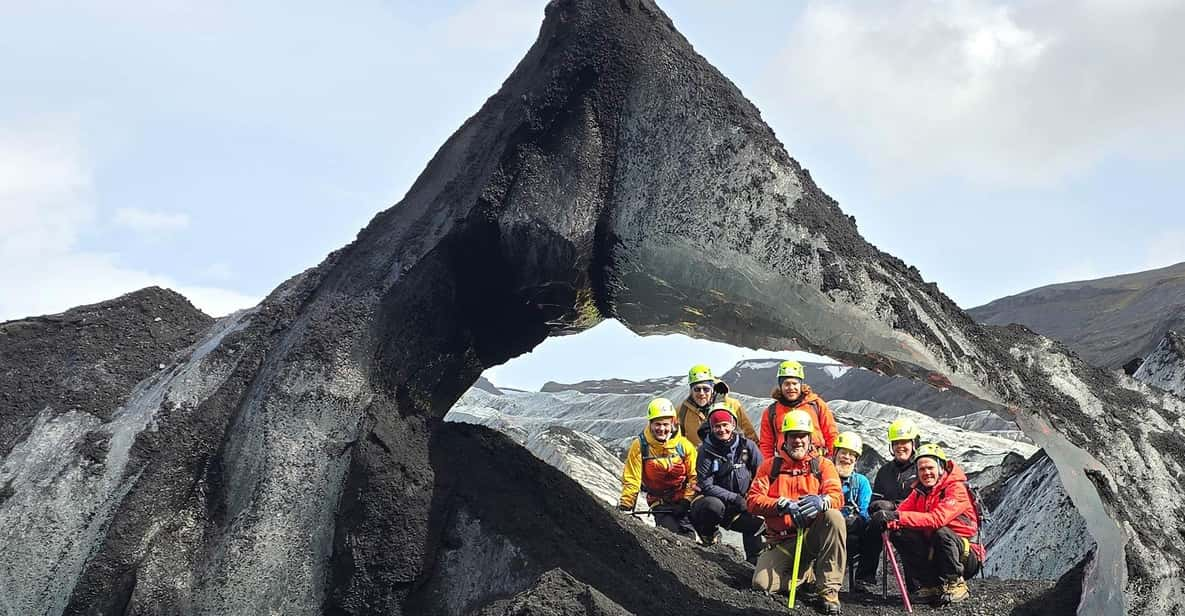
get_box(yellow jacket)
[619,426,698,509]
[677,395,757,446]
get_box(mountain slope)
[968,262,1185,369]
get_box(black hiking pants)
[889,527,981,586]
[688,495,764,560]
[652,501,696,539]
[845,515,869,575]
[855,499,896,582]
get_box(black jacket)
[871,457,917,503]
[696,433,762,505]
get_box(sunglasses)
[691,385,713,393]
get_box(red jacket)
[758,385,838,460]
[895,460,987,562]
[747,450,843,541]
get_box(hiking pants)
[689,496,765,559]
[855,499,896,582]
[889,526,981,586]
[845,515,869,575]
[752,509,846,594]
[652,501,696,539]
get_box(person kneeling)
[690,403,764,562]
[747,410,845,615]
[874,443,986,606]
[619,398,697,538]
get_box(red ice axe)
[883,531,913,613]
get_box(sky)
[3,1,1184,389]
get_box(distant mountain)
[720,359,989,418]
[1133,331,1185,397]
[968,262,1185,369]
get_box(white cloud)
[767,0,1185,186]
[113,207,190,233]
[0,123,255,321]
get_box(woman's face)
[650,418,674,441]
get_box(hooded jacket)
[840,471,872,521]
[872,455,919,503]
[896,459,986,562]
[696,432,762,506]
[619,425,698,509]
[758,385,838,460]
[678,394,757,447]
[747,443,843,541]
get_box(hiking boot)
[915,585,943,601]
[819,589,842,614]
[701,529,722,546]
[933,576,969,605]
[852,576,878,594]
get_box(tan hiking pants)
[752,509,847,594]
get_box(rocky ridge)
[0,0,1182,614]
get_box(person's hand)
[871,510,899,525]
[713,381,730,396]
[797,494,829,520]
[775,497,796,514]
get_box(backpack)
[765,399,823,444]
[768,455,822,481]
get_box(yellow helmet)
[688,364,715,385]
[887,418,920,442]
[646,398,677,422]
[915,442,948,464]
[777,360,805,381]
[781,409,814,434]
[834,431,863,455]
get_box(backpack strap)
[766,402,777,441]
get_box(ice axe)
[788,528,806,609]
[882,531,913,613]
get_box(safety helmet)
[776,360,805,381]
[710,400,733,413]
[834,431,863,456]
[915,443,948,465]
[781,409,814,434]
[688,364,715,386]
[887,418,920,442]
[646,398,677,422]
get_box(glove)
[713,381,730,396]
[775,497,796,514]
[871,510,899,525]
[797,494,830,520]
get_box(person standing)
[678,363,757,446]
[690,402,765,562]
[619,398,698,538]
[758,360,838,460]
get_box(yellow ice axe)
[788,527,806,608]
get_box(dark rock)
[0,1,1181,615]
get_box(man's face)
[711,419,735,441]
[650,418,674,441]
[691,382,713,406]
[779,378,803,401]
[785,431,811,460]
[917,457,942,487]
[892,439,914,462]
[834,448,858,477]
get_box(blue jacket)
[841,472,872,521]
[696,433,762,506]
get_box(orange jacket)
[677,395,757,446]
[895,460,986,562]
[619,426,698,509]
[758,385,838,460]
[747,449,843,541]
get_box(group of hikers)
[618,361,985,615]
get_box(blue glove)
[775,497,795,514]
[777,497,810,527]
[797,494,830,520]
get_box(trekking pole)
[788,528,807,609]
[882,531,913,613]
